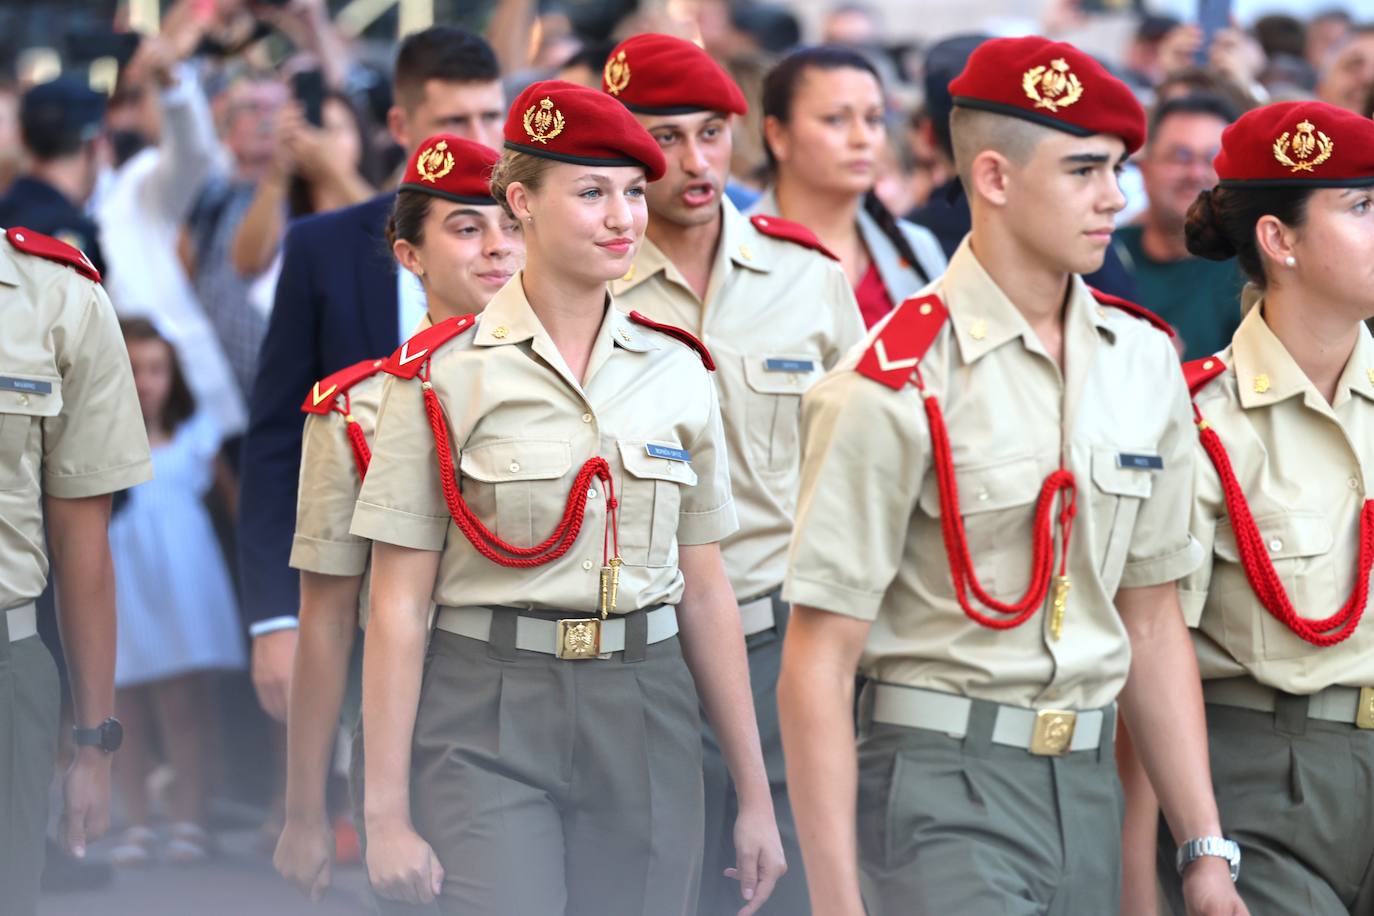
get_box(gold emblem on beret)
[1023,58,1083,113]
[604,50,631,96]
[524,97,567,144]
[1273,120,1333,174]
[415,139,456,183]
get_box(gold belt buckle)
[1029,709,1078,756]
[1356,687,1374,729]
[556,618,602,660]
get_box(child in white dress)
[109,318,245,864]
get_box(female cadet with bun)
[749,46,946,327]
[273,135,522,901]
[1120,100,1374,913]
[350,81,784,915]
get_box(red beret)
[399,134,500,204]
[504,79,667,182]
[602,33,747,116]
[1215,100,1374,188]
[948,36,1146,155]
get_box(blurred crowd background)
[5,0,1373,907]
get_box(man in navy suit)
[238,26,505,721]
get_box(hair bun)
[1184,188,1238,261]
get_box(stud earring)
[1284,256,1296,267]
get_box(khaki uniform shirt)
[1184,305,1374,693]
[784,241,1201,710]
[611,199,865,599]
[351,274,737,613]
[0,241,152,610]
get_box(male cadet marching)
[604,33,865,915]
[776,37,1249,916]
[0,228,151,915]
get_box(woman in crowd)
[273,134,522,901]
[751,46,946,327]
[352,81,784,915]
[1120,100,1374,913]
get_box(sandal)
[109,826,156,866]
[165,822,211,864]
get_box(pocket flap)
[917,454,1041,517]
[742,354,822,395]
[0,373,62,418]
[1214,511,1333,562]
[618,439,699,487]
[1092,448,1156,499]
[459,439,572,482]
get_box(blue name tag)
[0,376,52,395]
[646,444,691,463]
[764,358,816,373]
[1118,453,1164,471]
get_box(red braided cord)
[344,419,372,480]
[1195,411,1374,646]
[420,379,613,568]
[921,374,1077,630]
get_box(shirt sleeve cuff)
[782,575,883,621]
[1118,536,1205,590]
[43,459,152,499]
[676,498,739,546]
[250,616,299,638]
[289,536,370,577]
[349,500,448,551]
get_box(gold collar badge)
[604,50,631,96]
[416,139,456,183]
[1023,58,1083,113]
[1273,120,1334,173]
[524,98,567,144]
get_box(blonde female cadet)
[273,135,521,900]
[351,81,784,916]
[1120,101,1374,914]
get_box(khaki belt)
[738,591,777,637]
[435,605,678,659]
[1204,676,1374,729]
[6,602,37,642]
[870,683,1108,757]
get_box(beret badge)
[1273,120,1334,174]
[415,139,456,183]
[524,98,567,144]
[604,50,631,96]
[1022,58,1083,113]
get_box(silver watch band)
[1176,836,1241,882]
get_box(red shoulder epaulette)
[383,314,478,379]
[1089,287,1174,338]
[750,215,839,262]
[628,311,716,371]
[1182,355,1228,397]
[300,358,387,415]
[855,294,949,390]
[5,227,100,283]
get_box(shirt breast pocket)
[916,454,1041,598]
[458,439,573,547]
[617,439,698,568]
[742,355,822,474]
[1091,447,1155,590]
[1212,512,1335,663]
[0,374,62,492]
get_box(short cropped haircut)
[949,107,1053,186]
[393,27,500,111]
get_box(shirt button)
[509,462,521,473]
[18,394,29,406]
[582,559,593,571]
[977,490,990,501]
[588,488,598,499]
[581,413,593,423]
[1350,477,1361,490]
[1269,539,1283,552]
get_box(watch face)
[100,718,124,752]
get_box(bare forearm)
[232,178,288,277]
[1117,586,1221,844]
[46,495,116,728]
[778,641,864,916]
[285,575,361,821]
[678,579,774,802]
[1117,718,1162,916]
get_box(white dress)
[111,411,246,687]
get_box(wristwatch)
[72,717,124,753]
[1176,836,1241,882]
